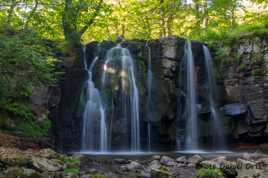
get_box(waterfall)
[101,45,140,151]
[203,45,226,149]
[146,42,153,151]
[184,40,199,150]
[81,45,108,152]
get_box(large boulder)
[31,157,63,172]
[160,156,176,166]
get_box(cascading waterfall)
[184,40,199,150]
[203,45,226,149]
[101,45,140,151]
[146,42,153,151]
[81,46,108,152]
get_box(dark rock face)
[218,36,268,143]
[51,35,268,151]
[52,37,205,151]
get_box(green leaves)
[0,30,58,101]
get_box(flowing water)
[184,40,199,150]
[101,45,140,151]
[81,46,108,152]
[80,42,226,154]
[146,42,153,151]
[203,45,226,149]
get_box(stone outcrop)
[51,34,268,151]
[217,34,268,143]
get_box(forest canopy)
[0,0,267,44]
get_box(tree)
[62,0,105,47]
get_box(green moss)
[64,168,80,174]
[239,63,247,71]
[88,173,106,178]
[251,68,265,76]
[197,167,225,178]
[61,155,81,169]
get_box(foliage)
[64,168,80,174]
[0,0,266,43]
[1,102,34,120]
[17,118,52,138]
[197,167,225,178]
[61,156,81,165]
[0,29,58,101]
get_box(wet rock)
[176,156,187,164]
[32,157,63,172]
[114,158,129,164]
[152,155,161,160]
[62,173,80,178]
[237,158,256,169]
[221,103,247,118]
[41,171,63,178]
[188,155,203,165]
[161,37,177,59]
[121,161,143,172]
[200,157,237,178]
[151,167,171,178]
[149,160,161,170]
[256,157,268,170]
[140,170,151,178]
[160,156,176,166]
[170,165,196,178]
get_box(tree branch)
[24,0,39,29]
[78,0,104,36]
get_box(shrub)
[17,118,52,138]
[197,167,225,178]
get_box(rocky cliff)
[51,34,268,151]
[216,34,268,145]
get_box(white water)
[81,46,108,152]
[101,45,140,151]
[184,40,199,150]
[146,43,153,151]
[203,45,226,149]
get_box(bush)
[197,167,225,178]
[17,119,52,138]
[0,29,58,102]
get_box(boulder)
[221,103,247,118]
[176,156,187,164]
[151,155,161,160]
[160,156,176,166]
[151,168,171,178]
[149,160,161,170]
[38,148,59,159]
[121,161,143,172]
[188,155,203,165]
[237,158,256,169]
[32,157,63,172]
